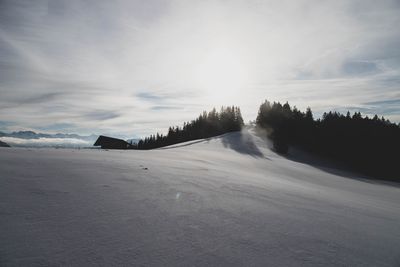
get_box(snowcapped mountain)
[0,130,97,140]
[0,131,98,148]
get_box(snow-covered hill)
[1,128,399,266]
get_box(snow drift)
[0,128,399,266]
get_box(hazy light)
[193,45,249,105]
[0,0,399,135]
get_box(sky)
[0,0,399,137]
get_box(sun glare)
[193,47,249,105]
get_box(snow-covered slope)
[1,128,399,266]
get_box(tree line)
[256,100,400,180]
[131,106,244,150]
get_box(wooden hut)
[93,135,133,149]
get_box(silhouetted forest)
[132,106,244,149]
[256,100,400,180]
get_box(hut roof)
[94,135,132,149]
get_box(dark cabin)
[93,135,133,149]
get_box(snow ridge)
[0,128,399,266]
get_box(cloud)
[151,105,183,111]
[84,110,121,121]
[341,61,381,76]
[358,99,400,118]
[0,0,399,136]
[136,92,165,102]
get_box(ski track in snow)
[1,128,399,266]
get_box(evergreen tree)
[256,99,399,181]
[132,106,244,150]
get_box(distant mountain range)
[0,130,98,141]
[0,131,141,148]
[0,131,99,148]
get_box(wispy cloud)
[151,105,183,111]
[136,92,165,102]
[83,110,121,121]
[350,99,400,120]
[0,0,399,136]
